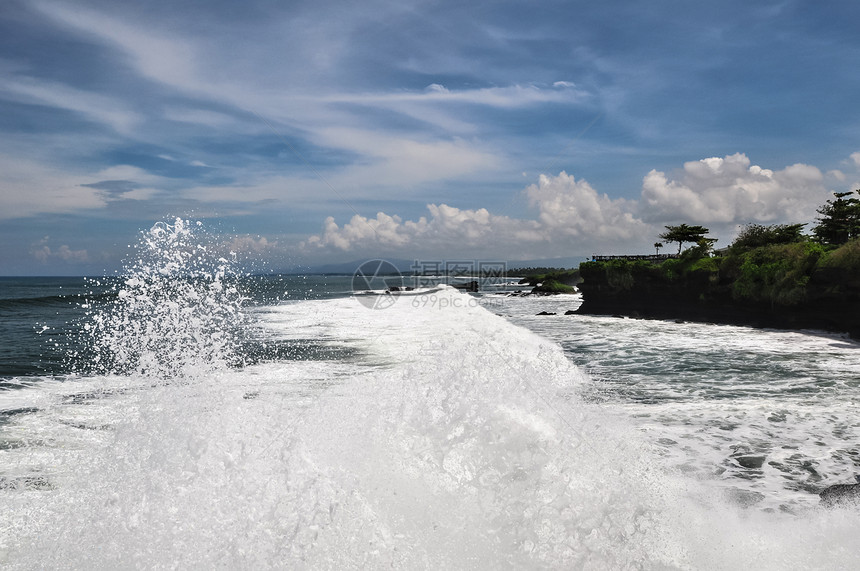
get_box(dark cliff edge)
[576,242,860,340]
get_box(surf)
[0,219,858,569]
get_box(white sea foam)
[1,219,859,567]
[1,287,858,568]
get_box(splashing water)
[2,223,859,568]
[78,217,246,378]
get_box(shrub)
[731,242,824,305]
[731,223,806,251]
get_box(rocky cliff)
[576,242,860,339]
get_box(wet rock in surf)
[735,455,767,470]
[819,482,860,507]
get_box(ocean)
[0,219,858,569]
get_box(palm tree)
[654,242,663,255]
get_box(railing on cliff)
[590,254,679,262]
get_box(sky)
[1,0,860,275]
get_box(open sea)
[1,220,859,569]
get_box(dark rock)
[564,310,576,315]
[577,259,860,338]
[536,311,556,316]
[734,455,766,470]
[452,280,479,292]
[819,482,860,507]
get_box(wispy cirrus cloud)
[3,1,860,275]
[0,76,142,134]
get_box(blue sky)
[1,0,859,274]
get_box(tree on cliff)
[813,190,860,246]
[731,223,806,252]
[659,224,711,254]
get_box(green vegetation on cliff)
[578,191,860,335]
[581,238,859,306]
[518,268,580,294]
[579,233,860,336]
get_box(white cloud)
[0,77,142,134]
[0,154,107,219]
[301,154,839,260]
[851,152,860,168]
[0,156,172,220]
[328,83,587,109]
[525,172,648,240]
[181,132,500,206]
[163,108,243,129]
[318,129,500,188]
[639,153,827,225]
[93,164,159,182]
[227,235,275,253]
[302,172,649,258]
[31,238,89,263]
[120,187,161,201]
[33,1,202,96]
[303,205,542,258]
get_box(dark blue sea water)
[0,276,102,378]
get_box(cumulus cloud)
[302,154,838,259]
[222,235,277,254]
[639,153,828,225]
[31,238,89,263]
[303,207,531,253]
[851,152,860,168]
[303,171,650,258]
[525,172,648,240]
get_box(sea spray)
[77,217,247,378]
[2,235,859,567]
[3,284,695,568]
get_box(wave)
[1,287,857,568]
[0,219,857,568]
